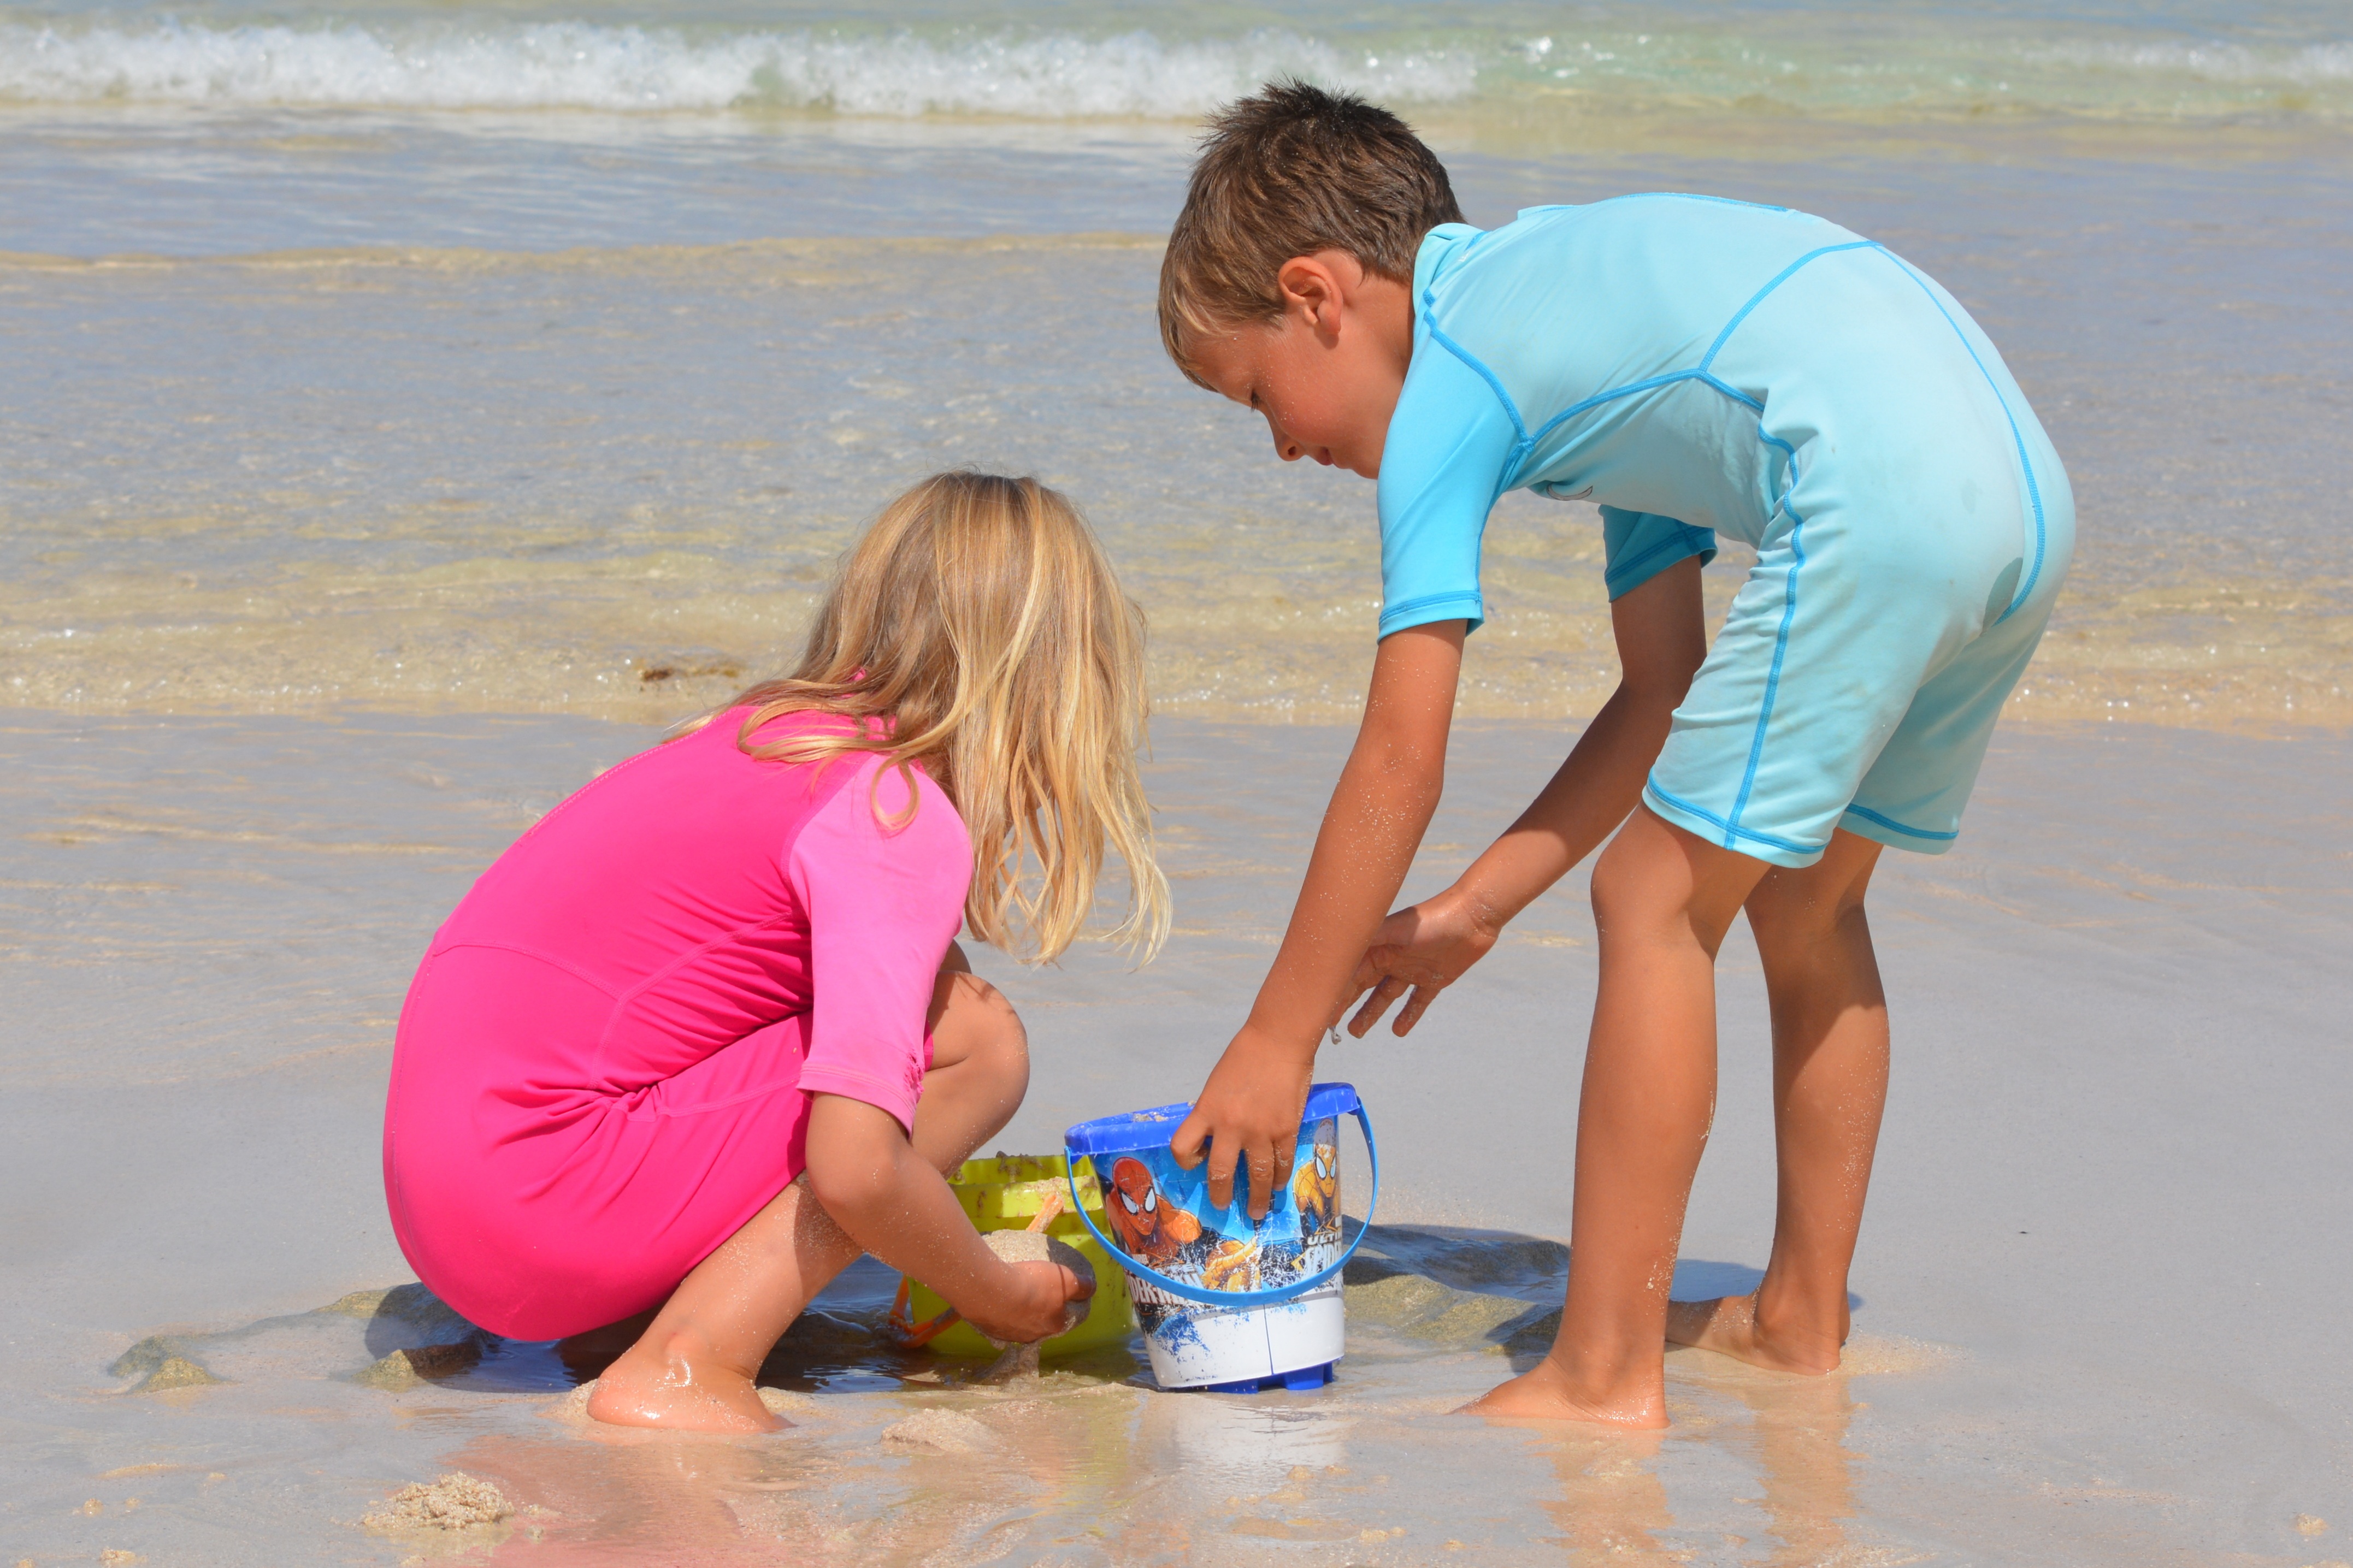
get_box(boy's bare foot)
[586,1332,786,1434]
[1458,1357,1668,1429]
[1665,1293,1843,1375]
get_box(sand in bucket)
[1065,1083,1376,1393]
[892,1153,1135,1366]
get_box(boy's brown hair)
[1158,80,1464,385]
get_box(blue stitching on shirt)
[1645,776,1824,856]
[1425,318,1531,444]
[1416,221,2033,855]
[1379,589,1484,633]
[1876,252,2049,621]
[1697,372,1765,412]
[1699,240,1880,372]
[1841,803,1960,841]
[1726,510,1805,844]
[1523,368,1713,450]
[1605,192,1794,212]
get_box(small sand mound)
[322,1283,477,1340]
[134,1356,224,1393]
[355,1342,481,1391]
[362,1473,511,1533]
[880,1408,999,1454]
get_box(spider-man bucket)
[1064,1084,1377,1393]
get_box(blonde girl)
[381,472,1166,1433]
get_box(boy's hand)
[1170,1029,1313,1221]
[1336,885,1502,1038]
[963,1259,1095,1346]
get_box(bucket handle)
[1063,1103,1379,1309]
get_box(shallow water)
[3,0,2350,728]
[3,711,2348,1563]
[46,1223,2039,1565]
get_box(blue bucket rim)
[1063,1081,1362,1158]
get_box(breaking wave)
[0,21,1477,115]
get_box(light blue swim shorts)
[1637,244,2077,867]
[1381,201,2078,869]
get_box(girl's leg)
[1668,829,1887,1372]
[1466,808,1769,1427]
[588,951,1028,1431]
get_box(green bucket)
[891,1153,1136,1359]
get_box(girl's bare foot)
[1665,1293,1843,1375]
[1458,1356,1668,1429]
[585,1332,786,1434]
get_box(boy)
[1158,83,2071,1427]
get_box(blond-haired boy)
[1161,83,2072,1425]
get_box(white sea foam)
[2025,37,2353,86]
[0,21,1478,115]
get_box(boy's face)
[1184,253,1414,481]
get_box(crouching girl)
[381,471,1167,1431]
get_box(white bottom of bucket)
[1136,1281,1345,1391]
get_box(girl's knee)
[929,970,1029,1086]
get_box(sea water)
[3,0,2349,728]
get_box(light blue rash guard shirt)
[1376,196,1897,637]
[1370,192,2074,870]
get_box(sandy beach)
[3,711,2348,1563]
[5,0,2353,1558]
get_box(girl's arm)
[1169,619,1467,1218]
[803,1093,1087,1344]
[1340,555,1709,1036]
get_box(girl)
[382,471,1169,1433]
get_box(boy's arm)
[804,1094,1089,1342]
[1170,620,1466,1218]
[1341,555,1708,1035]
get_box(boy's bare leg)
[1668,830,1887,1374]
[589,960,1028,1431]
[1465,808,1768,1427]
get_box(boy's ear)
[1275,254,1349,337]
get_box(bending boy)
[1160,83,2072,1426]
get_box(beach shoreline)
[3,707,2346,1563]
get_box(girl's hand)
[962,1259,1094,1346]
[1335,886,1502,1038]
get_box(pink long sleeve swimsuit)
[382,709,971,1341]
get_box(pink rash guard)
[382,708,970,1340]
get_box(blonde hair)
[718,471,1167,965]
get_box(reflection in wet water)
[121,1225,1932,1563]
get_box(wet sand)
[2,710,2348,1564]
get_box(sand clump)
[362,1472,512,1534]
[880,1407,1000,1455]
[355,1341,482,1391]
[109,1336,228,1392]
[971,1228,1096,1381]
[324,1283,474,1334]
[1344,1272,1539,1350]
[132,1355,225,1393]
